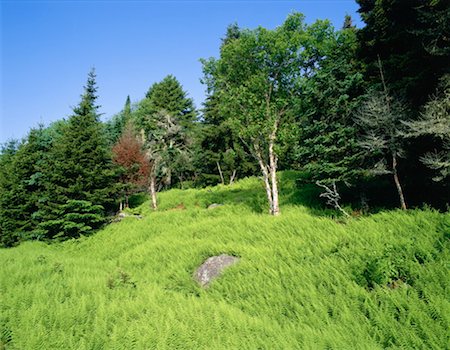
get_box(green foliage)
[144,110,190,187]
[35,69,117,240]
[203,13,307,152]
[134,75,196,189]
[104,95,133,145]
[194,94,256,186]
[142,75,197,129]
[34,200,105,240]
[0,125,59,247]
[0,174,448,348]
[0,140,20,247]
[356,0,449,107]
[293,25,366,183]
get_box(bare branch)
[316,180,350,218]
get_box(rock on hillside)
[194,254,239,287]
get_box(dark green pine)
[35,69,117,240]
[145,75,197,127]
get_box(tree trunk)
[255,146,273,214]
[268,139,280,216]
[252,117,281,216]
[268,118,280,216]
[229,170,237,185]
[149,175,157,210]
[125,194,129,209]
[119,200,123,212]
[392,152,407,210]
[216,161,225,185]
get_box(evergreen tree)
[194,94,256,186]
[342,14,355,29]
[0,125,60,246]
[293,23,366,186]
[356,0,449,107]
[35,69,117,240]
[134,75,195,188]
[0,140,20,247]
[105,95,133,145]
[143,75,196,129]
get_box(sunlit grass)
[1,173,449,349]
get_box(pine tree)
[143,75,196,128]
[293,23,365,186]
[0,125,59,246]
[0,140,20,247]
[35,69,117,240]
[134,75,195,189]
[356,0,449,107]
[105,95,133,145]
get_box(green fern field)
[1,173,449,349]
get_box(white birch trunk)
[150,175,157,210]
[268,118,280,216]
[269,139,280,216]
[255,145,273,214]
[216,161,225,185]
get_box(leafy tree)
[35,69,117,240]
[202,14,349,215]
[112,122,149,210]
[193,25,256,186]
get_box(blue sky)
[1,0,362,143]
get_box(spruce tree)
[105,95,133,145]
[0,140,20,247]
[35,69,117,240]
[134,75,196,188]
[143,75,196,128]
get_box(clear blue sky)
[1,0,362,143]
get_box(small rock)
[207,203,223,209]
[194,254,239,287]
[113,212,143,222]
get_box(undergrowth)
[0,172,449,349]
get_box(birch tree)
[201,14,309,215]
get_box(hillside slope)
[1,173,449,349]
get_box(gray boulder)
[194,254,239,287]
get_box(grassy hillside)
[1,172,449,349]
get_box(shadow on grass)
[128,193,149,209]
